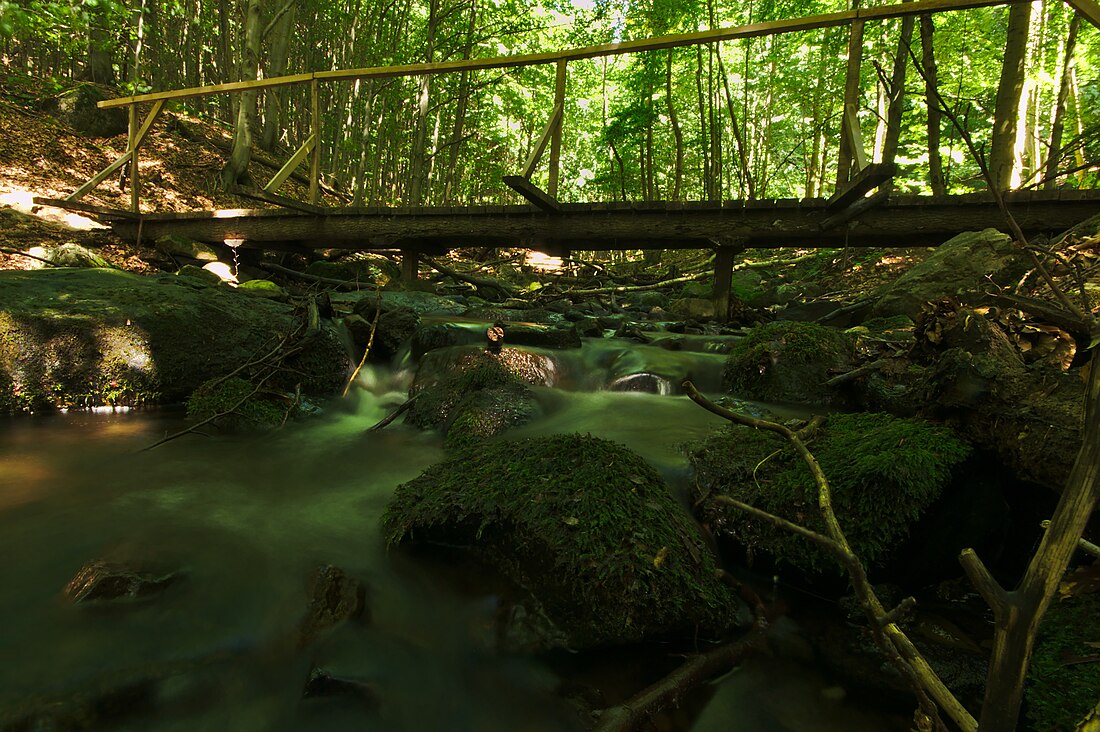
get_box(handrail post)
[127,104,140,213]
[547,58,567,199]
[310,79,320,204]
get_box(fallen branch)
[593,624,769,732]
[825,358,889,386]
[368,396,416,432]
[553,271,709,297]
[0,247,61,266]
[343,290,382,397]
[683,380,969,732]
[422,257,516,300]
[259,261,374,290]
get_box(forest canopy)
[1,0,1097,206]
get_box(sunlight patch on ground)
[0,186,106,230]
[525,251,563,272]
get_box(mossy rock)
[1025,593,1100,732]
[687,412,970,574]
[406,348,542,447]
[0,269,348,413]
[237,279,288,301]
[384,434,745,647]
[724,321,853,405]
[185,376,291,430]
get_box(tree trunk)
[695,45,709,199]
[221,0,263,189]
[881,14,914,193]
[665,50,684,200]
[260,0,297,152]
[217,0,232,120]
[974,347,1100,732]
[1044,12,1079,189]
[989,2,1032,191]
[82,1,116,85]
[408,0,438,206]
[443,0,478,203]
[716,45,754,199]
[920,14,947,195]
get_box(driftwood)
[552,271,709,297]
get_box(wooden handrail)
[98,0,1030,110]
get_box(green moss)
[1026,593,1100,732]
[724,321,853,404]
[186,376,288,429]
[384,434,742,646]
[688,412,970,573]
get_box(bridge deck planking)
[103,191,1100,252]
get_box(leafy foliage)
[688,412,971,573]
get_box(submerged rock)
[296,565,369,650]
[64,560,182,604]
[383,434,747,648]
[723,320,853,406]
[688,412,971,575]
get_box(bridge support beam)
[401,248,419,282]
[712,242,745,323]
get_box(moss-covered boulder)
[1025,593,1100,732]
[405,347,543,448]
[724,321,853,405]
[347,300,421,362]
[688,412,970,574]
[384,434,745,647]
[871,229,1027,320]
[186,376,294,430]
[0,268,349,413]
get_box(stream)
[0,337,911,731]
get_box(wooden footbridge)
[36,0,1100,322]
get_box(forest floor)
[0,71,932,301]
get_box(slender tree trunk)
[128,0,147,88]
[716,46,753,199]
[408,0,438,206]
[920,14,947,195]
[695,46,709,199]
[217,0,232,120]
[221,0,263,189]
[1043,14,1079,187]
[989,2,1032,190]
[260,0,297,152]
[665,50,684,200]
[881,14,914,193]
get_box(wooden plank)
[548,59,568,199]
[844,103,869,172]
[826,162,896,211]
[520,103,563,179]
[97,0,1027,109]
[67,149,134,202]
[502,176,562,213]
[820,190,889,230]
[264,134,317,194]
[32,196,139,220]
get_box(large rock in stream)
[0,268,349,413]
[383,434,747,649]
[871,229,1028,319]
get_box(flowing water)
[0,339,910,731]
